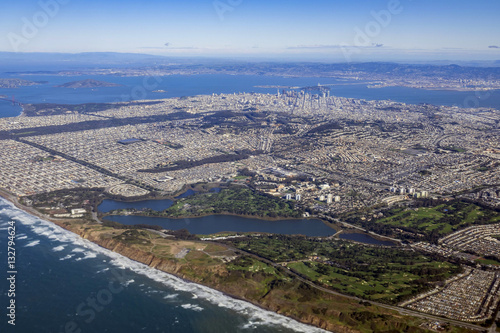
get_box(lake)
[99,198,396,244]
[339,233,395,246]
[98,198,174,213]
[103,214,336,237]
[0,198,326,333]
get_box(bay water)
[1,74,499,118]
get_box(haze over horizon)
[1,0,499,62]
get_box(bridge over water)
[0,96,21,106]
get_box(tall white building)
[327,194,333,204]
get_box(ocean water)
[0,198,328,333]
[0,72,494,332]
[1,74,499,117]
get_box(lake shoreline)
[102,209,324,223]
[0,189,356,332]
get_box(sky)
[1,0,499,62]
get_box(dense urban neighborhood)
[0,89,499,332]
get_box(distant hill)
[56,79,123,88]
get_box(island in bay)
[55,78,123,88]
[0,83,499,332]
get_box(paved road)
[488,311,499,333]
[219,243,488,332]
[84,208,489,332]
[91,210,103,224]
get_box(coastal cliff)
[55,221,428,333]
[73,226,346,332]
[0,190,460,332]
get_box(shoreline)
[0,188,63,223]
[98,186,318,223]
[98,200,399,245]
[0,196,333,332]
[98,196,407,244]
[0,189,345,332]
[368,85,500,92]
[0,188,484,332]
[0,100,24,118]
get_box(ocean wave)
[123,279,135,287]
[60,254,75,261]
[25,240,41,247]
[75,252,98,261]
[180,303,204,312]
[0,198,328,333]
[163,294,178,300]
[105,256,328,332]
[241,320,260,330]
[52,245,66,252]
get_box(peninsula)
[10,62,500,91]
[0,78,44,88]
[0,91,499,332]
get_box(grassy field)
[162,187,303,218]
[71,222,417,331]
[372,200,500,239]
[224,235,460,304]
[55,219,476,333]
[475,258,500,266]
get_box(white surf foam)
[52,245,66,252]
[180,303,204,312]
[241,320,260,330]
[25,240,40,247]
[0,198,328,333]
[75,252,98,261]
[163,294,178,300]
[96,268,110,274]
[123,279,135,287]
[60,254,75,261]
